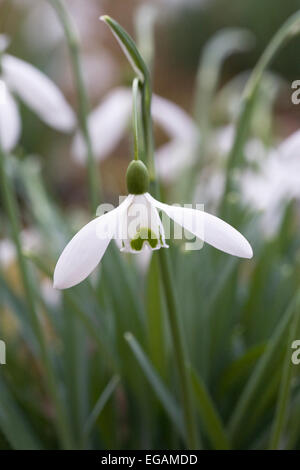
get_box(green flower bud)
[126,160,149,194]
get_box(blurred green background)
[0,0,300,451]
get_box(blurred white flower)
[0,36,76,152]
[72,87,199,181]
[21,1,64,51]
[0,229,42,268]
[241,130,300,235]
[156,0,208,8]
[72,88,132,163]
[212,124,267,164]
[41,279,62,307]
[0,35,10,52]
[195,124,267,210]
[0,238,16,268]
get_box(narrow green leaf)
[146,255,167,378]
[124,332,184,439]
[218,343,266,396]
[222,10,300,205]
[0,377,42,449]
[190,368,230,450]
[83,375,120,440]
[101,15,149,82]
[228,292,300,444]
[27,253,117,370]
[195,28,253,126]
[269,307,300,449]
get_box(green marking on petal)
[130,227,158,251]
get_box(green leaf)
[269,306,300,449]
[218,343,267,396]
[190,368,230,450]
[101,15,149,82]
[124,332,185,439]
[228,292,300,445]
[195,28,253,125]
[0,376,42,449]
[146,255,167,378]
[83,375,120,440]
[222,10,300,208]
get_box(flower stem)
[132,77,140,161]
[49,0,100,213]
[0,145,73,449]
[140,65,199,449]
[157,248,199,449]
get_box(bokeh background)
[0,0,300,450]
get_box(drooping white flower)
[72,87,199,181]
[0,36,76,152]
[54,161,252,289]
[240,130,300,235]
[0,80,21,152]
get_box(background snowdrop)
[0,0,300,453]
[241,130,300,235]
[0,35,75,152]
[72,87,199,182]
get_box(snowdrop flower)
[72,87,199,182]
[0,35,75,152]
[194,124,267,210]
[241,130,300,235]
[54,161,252,289]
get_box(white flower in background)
[0,35,75,152]
[194,124,268,210]
[72,87,199,182]
[21,1,64,51]
[241,130,300,235]
[54,161,252,289]
[0,229,42,268]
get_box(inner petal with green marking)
[130,227,158,251]
[119,194,169,253]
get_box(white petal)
[54,197,131,289]
[152,95,199,181]
[72,87,132,163]
[152,95,198,141]
[156,140,197,182]
[0,81,21,152]
[2,54,76,132]
[118,194,167,253]
[146,193,253,258]
[277,130,300,164]
[0,34,10,52]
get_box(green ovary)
[130,227,158,251]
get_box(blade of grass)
[124,332,185,440]
[0,376,42,450]
[146,254,167,378]
[27,253,118,371]
[269,307,300,449]
[0,143,73,448]
[190,367,230,450]
[228,291,300,444]
[83,375,120,442]
[221,10,300,212]
[190,28,253,189]
[101,15,154,178]
[49,0,99,212]
[218,343,266,397]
